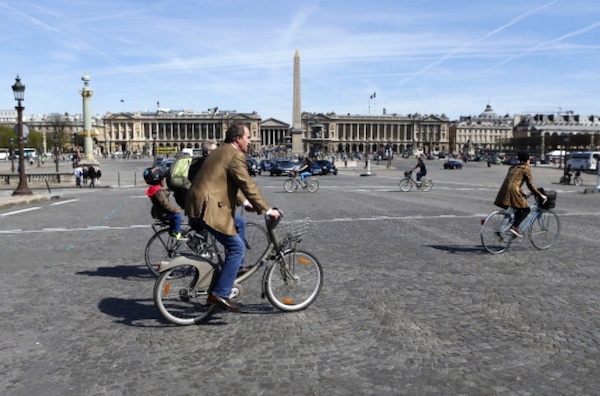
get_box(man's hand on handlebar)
[268,208,282,219]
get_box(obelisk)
[291,49,304,155]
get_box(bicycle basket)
[537,188,556,210]
[404,170,412,177]
[281,218,310,246]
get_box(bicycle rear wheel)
[420,178,433,192]
[145,229,191,276]
[528,210,560,250]
[153,263,215,325]
[243,222,270,267]
[306,178,319,193]
[264,250,323,311]
[283,178,298,192]
[480,210,513,254]
[399,178,412,192]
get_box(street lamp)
[9,137,15,173]
[53,134,60,172]
[152,130,158,166]
[11,76,33,196]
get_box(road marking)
[0,207,40,217]
[50,199,79,206]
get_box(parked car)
[269,159,296,176]
[315,160,338,175]
[259,159,272,173]
[160,158,176,172]
[310,161,323,175]
[443,159,463,169]
[246,158,260,176]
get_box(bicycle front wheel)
[574,176,583,186]
[283,178,298,192]
[399,178,412,192]
[243,222,270,267]
[529,210,560,250]
[421,178,433,192]
[145,229,188,276]
[480,210,513,254]
[306,178,319,193]
[153,264,214,325]
[264,250,323,311]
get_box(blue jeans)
[189,214,246,299]
[163,212,182,234]
[300,171,311,181]
[416,171,426,182]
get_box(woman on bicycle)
[297,157,314,184]
[412,156,427,185]
[494,151,546,237]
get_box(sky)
[0,0,599,124]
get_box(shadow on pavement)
[425,244,486,255]
[77,263,155,280]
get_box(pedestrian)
[185,123,281,312]
[73,165,83,187]
[144,166,183,239]
[494,151,547,237]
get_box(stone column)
[80,73,96,161]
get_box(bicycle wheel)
[264,250,323,311]
[529,210,560,250]
[145,229,190,276]
[420,178,433,192]
[574,176,583,186]
[480,210,513,254]
[243,222,270,267]
[283,178,298,192]
[306,178,319,193]
[399,178,412,192]
[153,263,215,325]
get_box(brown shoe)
[206,293,240,312]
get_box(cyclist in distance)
[494,151,547,238]
[297,156,314,185]
[412,156,427,185]
[185,123,281,312]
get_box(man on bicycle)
[297,156,314,185]
[185,123,281,312]
[494,151,547,238]
[412,156,427,185]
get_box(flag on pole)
[370,92,376,99]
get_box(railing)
[0,173,75,185]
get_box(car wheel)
[333,170,338,175]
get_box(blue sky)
[1,0,599,124]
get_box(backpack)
[166,154,193,190]
[187,156,206,183]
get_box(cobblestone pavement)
[1,158,600,395]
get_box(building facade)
[300,112,450,158]
[450,104,513,156]
[102,109,262,156]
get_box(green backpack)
[166,154,193,190]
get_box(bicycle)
[480,190,560,254]
[559,171,583,186]
[144,219,269,277]
[399,170,433,192]
[153,214,323,325]
[283,171,319,193]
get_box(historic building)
[513,112,600,154]
[102,109,262,156]
[300,111,450,158]
[449,104,513,156]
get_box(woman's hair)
[224,123,247,143]
[517,151,530,163]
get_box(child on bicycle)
[144,166,183,239]
[494,151,547,238]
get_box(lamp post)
[9,137,15,173]
[12,76,33,196]
[152,130,158,166]
[53,134,60,173]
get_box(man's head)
[203,141,217,156]
[225,123,251,153]
[517,151,530,163]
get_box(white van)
[566,151,600,171]
[0,148,8,160]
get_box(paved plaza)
[1,157,599,395]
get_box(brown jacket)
[185,143,270,235]
[494,164,542,209]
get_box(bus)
[13,148,37,160]
[566,151,600,171]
